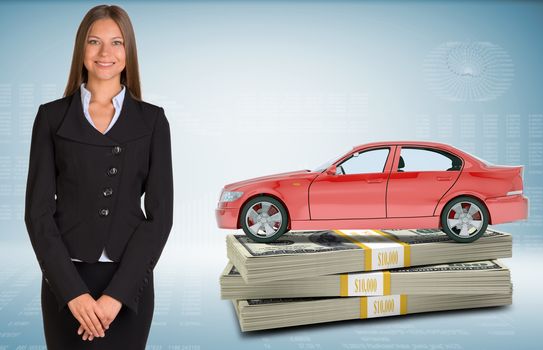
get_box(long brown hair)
[63,4,141,100]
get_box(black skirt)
[41,261,154,350]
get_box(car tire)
[440,196,489,243]
[240,196,289,243]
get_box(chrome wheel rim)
[446,201,484,238]
[245,201,283,238]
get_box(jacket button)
[103,187,113,197]
[112,146,122,155]
[143,277,149,284]
[107,167,118,176]
[99,208,109,217]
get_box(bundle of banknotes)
[221,228,513,332]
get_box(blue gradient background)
[1,0,542,348]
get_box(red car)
[216,141,528,243]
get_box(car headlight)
[220,191,244,202]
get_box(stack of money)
[222,228,513,332]
[231,293,512,332]
[221,260,512,299]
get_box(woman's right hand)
[67,293,106,338]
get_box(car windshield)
[313,149,350,172]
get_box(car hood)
[224,169,318,190]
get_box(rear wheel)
[441,196,489,243]
[240,196,289,243]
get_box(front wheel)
[240,196,289,243]
[440,196,489,243]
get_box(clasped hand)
[67,293,122,341]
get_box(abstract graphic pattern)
[424,42,514,101]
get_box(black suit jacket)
[24,86,174,315]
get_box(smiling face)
[83,18,126,83]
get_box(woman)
[24,4,174,349]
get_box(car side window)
[337,148,390,175]
[398,147,462,172]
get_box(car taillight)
[507,167,524,196]
[507,190,523,196]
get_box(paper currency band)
[375,230,411,268]
[339,271,391,296]
[359,295,408,319]
[334,229,411,270]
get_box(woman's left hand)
[78,294,123,341]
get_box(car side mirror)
[326,165,337,176]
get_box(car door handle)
[366,178,383,183]
[436,176,452,181]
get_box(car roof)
[331,141,492,171]
[353,141,458,151]
[351,141,485,165]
